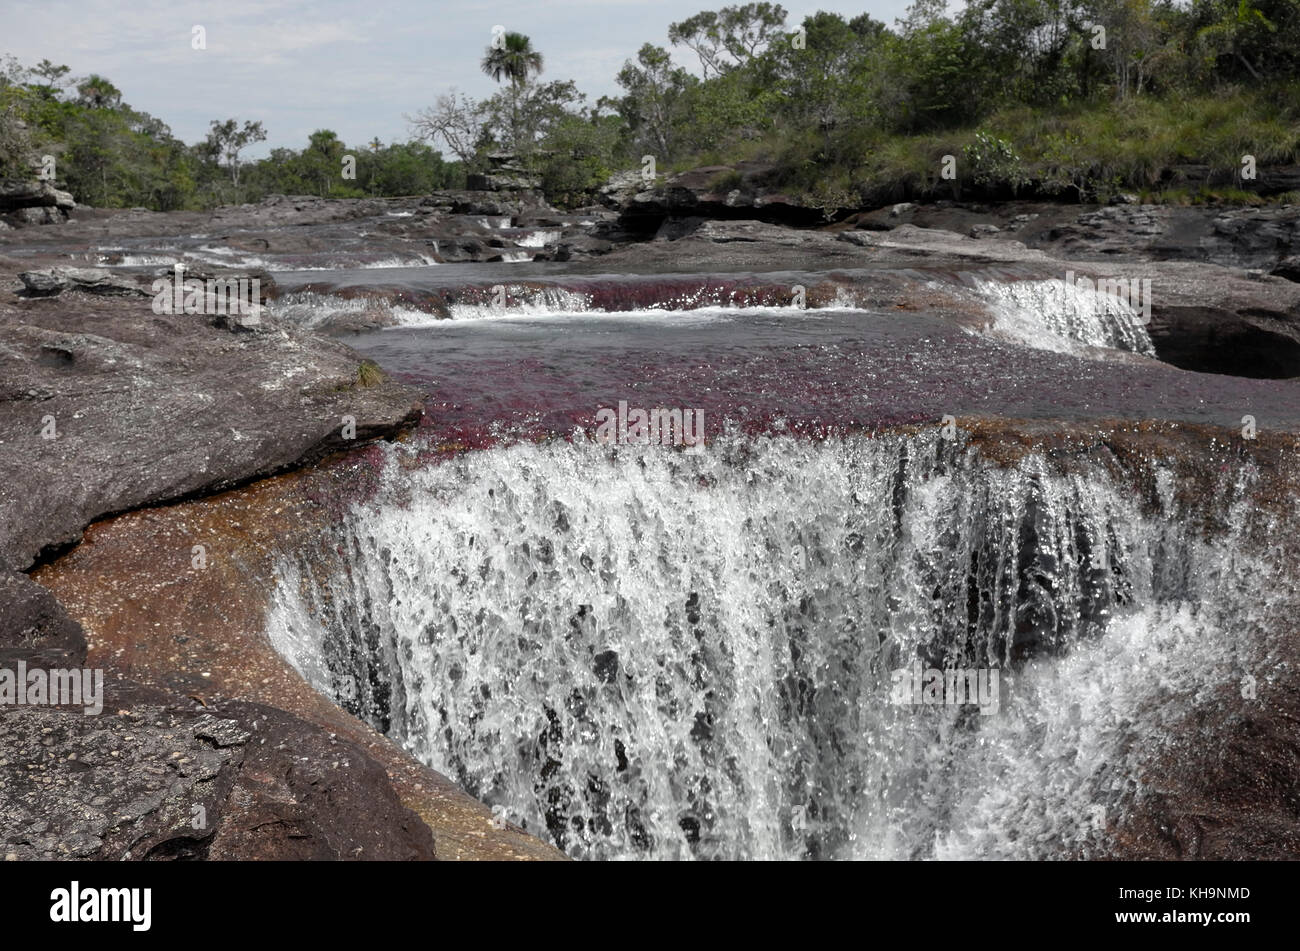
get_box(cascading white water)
[288,274,1156,359]
[270,290,445,328]
[966,278,1156,355]
[515,230,562,248]
[263,432,1272,860]
[444,287,593,319]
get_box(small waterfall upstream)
[962,276,1156,356]
[263,431,1275,860]
[266,270,1157,358]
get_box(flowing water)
[264,431,1280,859]
[250,266,1300,859]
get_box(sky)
[0,0,963,157]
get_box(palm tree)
[480,32,543,151]
[481,32,544,90]
[75,75,121,109]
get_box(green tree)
[614,44,696,158]
[669,3,788,78]
[1193,0,1279,81]
[481,31,544,150]
[536,110,625,206]
[764,12,883,156]
[204,118,266,188]
[75,75,121,109]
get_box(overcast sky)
[1,0,963,156]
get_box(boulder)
[0,179,75,211]
[552,236,613,261]
[1272,255,1300,283]
[466,152,543,192]
[618,162,826,232]
[598,170,646,209]
[0,681,438,861]
[18,267,148,298]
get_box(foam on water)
[443,287,594,321]
[515,230,562,248]
[263,432,1275,859]
[269,292,372,328]
[967,278,1155,356]
[102,253,182,267]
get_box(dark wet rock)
[551,236,613,261]
[0,274,423,572]
[619,162,824,232]
[0,681,436,861]
[1272,255,1300,283]
[0,180,75,212]
[593,650,619,684]
[1147,303,1300,378]
[0,570,85,667]
[19,266,148,298]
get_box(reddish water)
[348,306,1300,450]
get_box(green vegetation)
[0,55,462,210]
[356,360,385,387]
[4,1,1300,211]
[421,0,1300,208]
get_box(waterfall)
[445,287,593,319]
[963,277,1156,356]
[263,432,1271,860]
[267,271,1158,359]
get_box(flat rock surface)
[0,267,423,571]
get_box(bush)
[963,130,1029,193]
